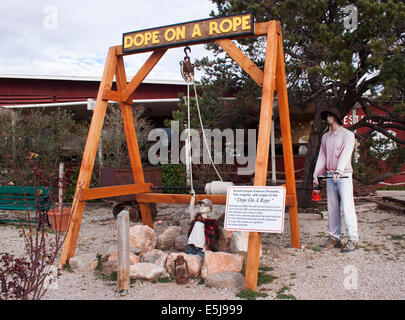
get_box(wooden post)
[117,210,130,291]
[244,21,279,291]
[271,118,277,184]
[59,47,117,266]
[275,23,300,249]
[115,51,167,228]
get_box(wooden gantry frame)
[59,20,300,291]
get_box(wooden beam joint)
[102,88,122,102]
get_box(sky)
[0,0,218,81]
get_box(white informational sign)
[224,186,286,233]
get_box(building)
[0,74,185,126]
[1,74,403,187]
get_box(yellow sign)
[122,13,254,53]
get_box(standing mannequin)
[186,199,219,259]
[313,108,359,253]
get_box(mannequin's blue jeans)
[326,172,359,242]
[186,244,204,259]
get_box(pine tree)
[196,0,405,206]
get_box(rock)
[211,229,233,252]
[106,245,117,257]
[210,205,226,221]
[355,202,378,213]
[107,251,141,265]
[157,226,182,250]
[165,252,202,278]
[173,210,191,232]
[130,247,142,255]
[230,231,247,252]
[173,210,187,225]
[141,249,168,267]
[69,253,97,273]
[204,272,244,289]
[129,225,157,253]
[230,231,262,256]
[201,251,244,279]
[175,234,189,251]
[90,260,99,270]
[101,261,117,277]
[129,254,142,265]
[106,245,141,257]
[129,263,168,281]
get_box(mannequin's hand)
[313,177,319,186]
[333,172,341,181]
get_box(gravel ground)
[1,201,404,300]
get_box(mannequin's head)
[326,114,338,126]
[198,199,213,218]
[321,108,343,126]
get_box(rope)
[180,46,224,219]
[192,79,223,182]
[186,80,195,220]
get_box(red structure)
[0,74,186,125]
[342,107,405,187]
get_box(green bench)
[0,186,53,228]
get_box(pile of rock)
[69,207,256,289]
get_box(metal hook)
[184,46,191,58]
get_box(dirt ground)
[0,200,404,300]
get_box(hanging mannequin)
[186,199,219,259]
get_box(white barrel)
[204,181,234,195]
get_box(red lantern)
[312,189,322,202]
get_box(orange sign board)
[122,13,254,53]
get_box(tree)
[101,105,154,168]
[198,0,405,206]
[0,108,88,187]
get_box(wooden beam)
[275,23,300,249]
[115,51,128,93]
[59,46,117,266]
[136,192,296,207]
[216,39,264,87]
[115,54,157,228]
[102,89,121,102]
[244,21,279,292]
[121,49,167,102]
[114,22,272,56]
[254,22,269,36]
[136,193,227,205]
[82,183,153,201]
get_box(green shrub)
[158,163,188,194]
